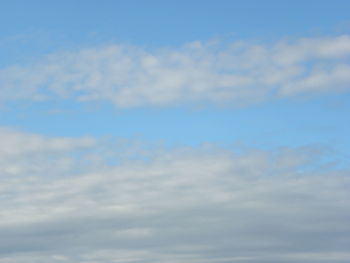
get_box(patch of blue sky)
[0,0,349,168]
[1,0,350,66]
[1,94,349,154]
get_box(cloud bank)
[1,35,350,108]
[0,129,349,262]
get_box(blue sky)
[2,0,350,63]
[1,1,350,263]
[1,0,349,153]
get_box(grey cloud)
[0,128,95,176]
[0,131,349,262]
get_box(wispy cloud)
[0,129,349,262]
[1,35,350,108]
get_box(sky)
[0,1,350,262]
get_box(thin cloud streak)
[1,35,350,108]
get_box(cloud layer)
[0,129,349,262]
[1,35,350,108]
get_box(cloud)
[0,129,349,262]
[0,35,350,108]
[0,128,95,176]
[279,64,350,96]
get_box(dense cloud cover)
[0,130,349,263]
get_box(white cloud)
[0,129,349,262]
[279,64,350,96]
[1,35,350,108]
[0,128,95,156]
[0,128,95,176]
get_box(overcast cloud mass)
[1,130,349,263]
[1,1,350,263]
